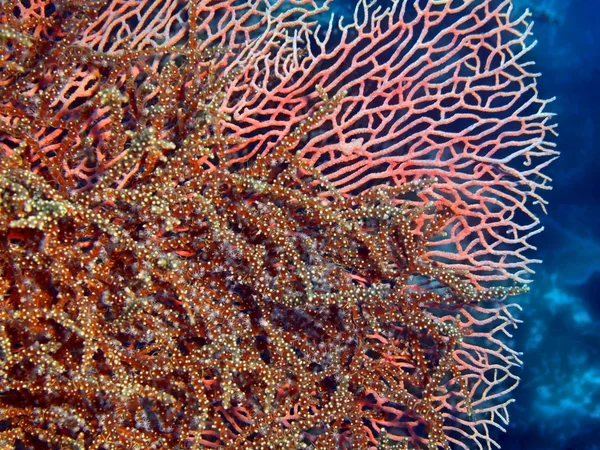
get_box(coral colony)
[0,0,556,449]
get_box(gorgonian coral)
[0,0,555,449]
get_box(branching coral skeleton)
[0,0,556,449]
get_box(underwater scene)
[0,0,597,449]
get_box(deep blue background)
[326,0,600,448]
